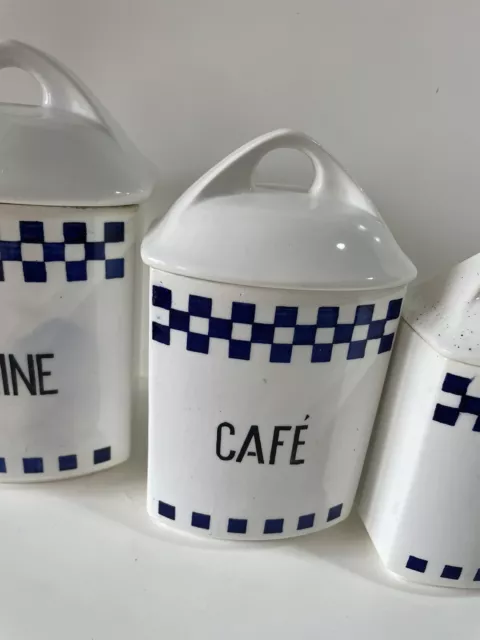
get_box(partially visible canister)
[0,40,155,481]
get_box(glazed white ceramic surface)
[0,40,155,206]
[359,254,480,587]
[142,130,416,539]
[142,129,416,291]
[0,205,136,480]
[0,41,152,481]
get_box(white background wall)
[1,0,479,374]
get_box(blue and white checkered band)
[433,373,480,431]
[151,285,403,364]
[0,220,126,283]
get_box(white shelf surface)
[0,382,478,640]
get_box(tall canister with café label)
[0,41,155,481]
[142,129,416,539]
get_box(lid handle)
[0,40,114,129]
[179,129,378,215]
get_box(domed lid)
[404,253,480,365]
[142,129,416,291]
[0,40,155,206]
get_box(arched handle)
[0,40,112,129]
[176,128,378,216]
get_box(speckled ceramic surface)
[359,253,480,587]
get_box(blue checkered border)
[433,373,480,430]
[156,500,344,534]
[151,285,403,363]
[406,554,480,583]
[0,221,125,282]
[0,446,112,474]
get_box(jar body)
[148,270,405,539]
[0,204,136,481]
[359,321,480,588]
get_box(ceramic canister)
[359,253,480,588]
[0,41,155,481]
[141,129,417,540]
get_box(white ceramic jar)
[0,41,154,481]
[359,253,480,588]
[142,129,416,540]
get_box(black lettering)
[291,425,308,465]
[269,426,292,464]
[36,354,58,395]
[9,354,36,396]
[216,422,235,461]
[236,425,264,464]
[0,354,9,395]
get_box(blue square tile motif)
[66,261,87,282]
[459,395,480,415]
[311,343,332,363]
[334,324,354,344]
[231,301,256,324]
[105,258,124,280]
[85,242,106,261]
[104,221,125,243]
[0,457,6,473]
[264,518,284,534]
[187,332,210,354]
[347,340,367,360]
[20,221,44,243]
[293,324,316,345]
[386,298,402,320]
[64,222,87,243]
[327,503,343,522]
[23,457,43,474]
[189,294,212,318]
[23,262,47,283]
[441,564,462,580]
[209,317,232,340]
[192,512,211,530]
[367,319,386,340]
[355,304,374,325]
[442,373,471,396]
[297,513,315,530]
[59,454,78,471]
[94,447,111,465]
[252,323,275,344]
[228,518,248,534]
[229,339,251,360]
[43,242,65,262]
[0,241,21,261]
[170,309,190,332]
[152,321,170,345]
[406,555,428,573]
[275,306,298,327]
[433,404,459,426]
[158,500,176,520]
[379,333,394,354]
[317,307,339,328]
[152,285,172,309]
[270,343,292,363]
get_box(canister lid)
[142,129,416,291]
[0,40,155,206]
[404,253,480,365]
